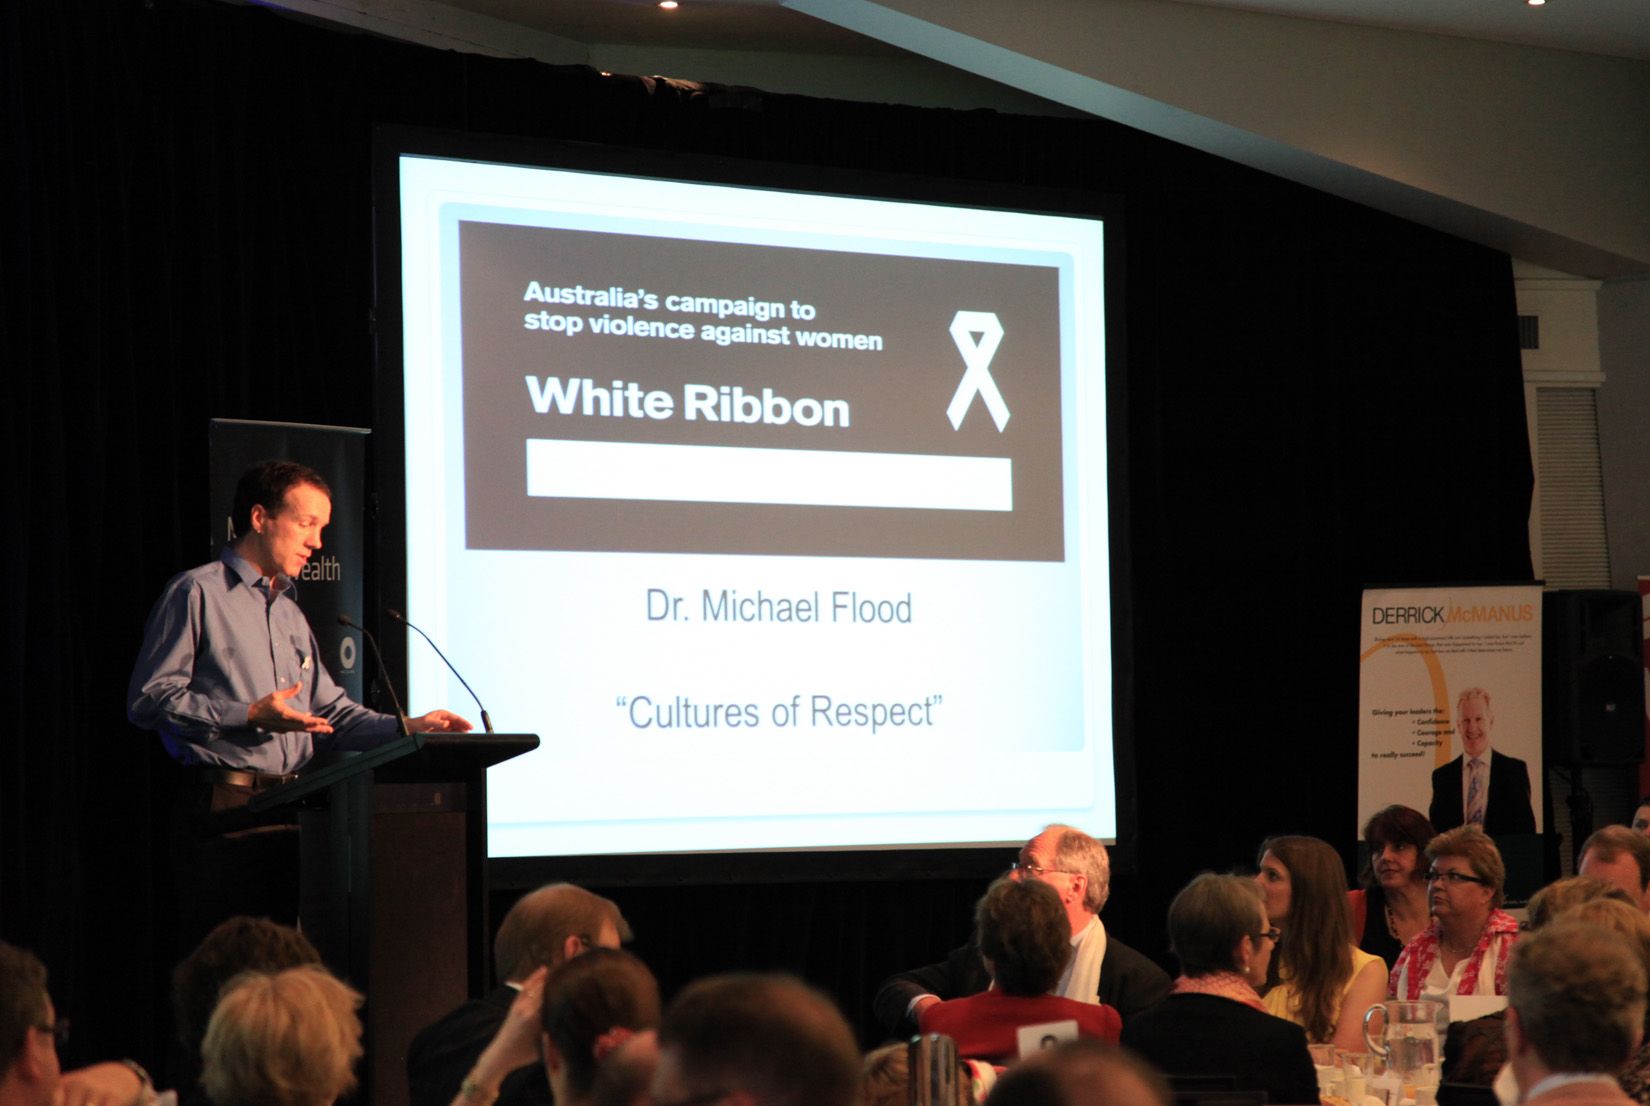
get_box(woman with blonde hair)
[1390,827,1518,1002]
[201,965,363,1106]
[1254,835,1387,1049]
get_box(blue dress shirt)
[128,547,399,772]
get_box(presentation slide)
[393,150,1116,857]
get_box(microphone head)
[337,613,358,628]
[386,608,406,622]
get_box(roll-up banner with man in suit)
[1358,584,1544,894]
[209,419,370,703]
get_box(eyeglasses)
[1254,927,1280,943]
[1427,868,1490,886]
[34,1018,69,1047]
[1012,861,1077,877]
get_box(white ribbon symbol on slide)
[946,311,1010,432]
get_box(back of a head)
[986,1040,1170,1106]
[1525,875,1632,931]
[590,1031,659,1106]
[1507,921,1648,1075]
[201,966,363,1106]
[173,917,322,1055]
[975,876,1072,996]
[1168,873,1262,978]
[494,883,631,983]
[542,948,662,1100]
[0,942,49,1079]
[656,973,858,1106]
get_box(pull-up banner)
[1358,584,1545,842]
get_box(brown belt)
[196,767,299,791]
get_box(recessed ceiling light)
[659,1,679,8]
[1527,0,1544,6]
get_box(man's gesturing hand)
[248,684,334,733]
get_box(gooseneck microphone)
[387,608,495,734]
[337,613,411,737]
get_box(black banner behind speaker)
[209,419,371,703]
[1544,589,1646,766]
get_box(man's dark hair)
[658,973,859,1106]
[493,883,631,983]
[0,942,49,1074]
[540,948,660,1100]
[975,876,1072,996]
[171,915,322,1055]
[987,1040,1171,1106]
[230,459,330,539]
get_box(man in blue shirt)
[129,459,470,771]
[130,459,471,943]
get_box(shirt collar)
[220,545,295,595]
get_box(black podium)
[248,731,538,1105]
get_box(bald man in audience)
[652,974,860,1106]
[874,824,1170,1036]
[1504,921,1647,1106]
[408,883,630,1106]
[1579,826,1650,914]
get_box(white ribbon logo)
[946,311,1010,432]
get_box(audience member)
[454,949,660,1106]
[588,1031,658,1106]
[1352,805,1435,966]
[652,973,859,1106]
[1632,799,1650,838]
[1559,900,1650,1105]
[1,941,160,1106]
[1119,873,1318,1105]
[1525,876,1633,931]
[1445,877,1633,1086]
[984,1040,1170,1106]
[1503,921,1645,1106]
[920,878,1121,1062]
[171,917,321,1101]
[409,883,631,1106]
[1254,835,1386,1049]
[875,825,1170,1036]
[1390,826,1518,1001]
[1579,827,1650,913]
[199,966,362,1106]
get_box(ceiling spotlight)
[659,1,679,8]
[1526,0,1544,6]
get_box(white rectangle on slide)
[525,438,1013,511]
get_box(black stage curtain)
[2,0,1531,1073]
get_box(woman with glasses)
[1390,825,1519,1002]
[1253,835,1388,1051]
[1121,874,1318,1105]
[1353,805,1436,968]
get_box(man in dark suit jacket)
[1428,687,1536,836]
[406,883,630,1106]
[873,825,1171,1036]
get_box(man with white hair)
[874,824,1170,1037]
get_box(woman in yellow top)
[1255,835,1389,1050]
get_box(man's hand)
[407,709,474,734]
[248,684,334,734]
[57,1063,149,1106]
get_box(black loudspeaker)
[1543,590,1646,766]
